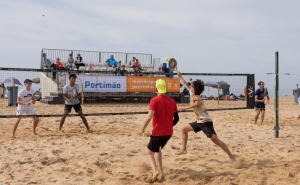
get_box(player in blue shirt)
[254,81,270,125]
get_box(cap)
[156,79,167,94]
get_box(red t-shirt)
[149,95,178,136]
[56,61,64,69]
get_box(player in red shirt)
[137,79,179,183]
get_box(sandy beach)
[0,97,300,185]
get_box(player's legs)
[254,108,261,124]
[210,134,236,163]
[60,108,70,131]
[155,147,164,181]
[147,149,159,182]
[260,110,266,125]
[176,124,194,155]
[76,107,90,131]
[12,117,21,137]
[33,117,39,135]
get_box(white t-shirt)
[17,88,36,115]
[63,83,82,105]
[17,88,35,108]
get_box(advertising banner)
[126,76,180,92]
[66,75,127,92]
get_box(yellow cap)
[156,79,167,94]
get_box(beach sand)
[0,97,300,185]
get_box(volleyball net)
[0,67,255,118]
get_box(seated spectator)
[136,59,142,70]
[134,65,143,76]
[66,53,74,70]
[51,57,65,80]
[105,55,117,67]
[86,64,94,71]
[115,65,122,76]
[120,65,127,76]
[130,62,137,68]
[130,57,136,66]
[75,53,85,70]
[55,57,65,69]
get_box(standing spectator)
[136,79,179,182]
[59,74,90,132]
[105,55,117,67]
[254,81,270,125]
[66,53,74,70]
[75,53,85,70]
[12,79,39,137]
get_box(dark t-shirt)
[255,88,268,105]
[149,95,178,136]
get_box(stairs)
[40,92,64,104]
[40,72,66,104]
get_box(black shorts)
[255,104,265,110]
[189,121,217,138]
[64,103,82,113]
[147,135,172,153]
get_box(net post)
[274,51,279,138]
[246,74,255,109]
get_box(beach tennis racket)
[168,58,177,71]
[32,91,42,101]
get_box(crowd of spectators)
[49,54,159,79]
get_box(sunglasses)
[27,82,32,85]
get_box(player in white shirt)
[59,74,90,132]
[12,79,39,137]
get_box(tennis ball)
[165,57,169,61]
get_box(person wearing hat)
[12,79,39,137]
[136,79,179,182]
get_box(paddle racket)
[32,91,42,101]
[168,58,177,71]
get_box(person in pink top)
[137,79,179,183]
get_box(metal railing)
[41,48,153,69]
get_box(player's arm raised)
[177,71,191,91]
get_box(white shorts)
[16,106,36,115]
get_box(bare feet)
[158,172,164,182]
[230,156,236,163]
[150,171,159,183]
[175,150,187,155]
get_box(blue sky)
[1,0,300,92]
